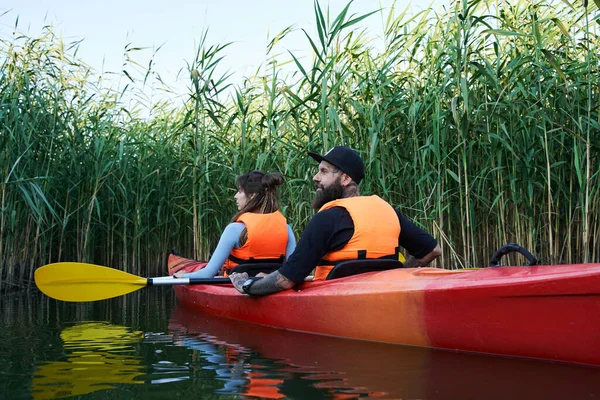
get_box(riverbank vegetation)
[1,0,598,287]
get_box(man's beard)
[312,177,344,210]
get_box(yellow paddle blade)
[34,262,148,302]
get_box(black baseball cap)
[308,146,365,184]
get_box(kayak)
[167,253,600,366]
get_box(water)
[1,288,599,399]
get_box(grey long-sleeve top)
[184,222,296,278]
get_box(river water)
[0,288,599,399]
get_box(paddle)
[34,262,230,302]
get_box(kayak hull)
[168,254,600,366]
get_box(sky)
[1,0,447,103]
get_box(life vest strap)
[227,254,285,265]
[228,262,282,277]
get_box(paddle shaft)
[149,277,231,285]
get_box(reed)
[0,0,598,287]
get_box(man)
[229,146,441,296]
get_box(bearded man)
[229,146,441,295]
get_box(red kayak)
[167,253,600,366]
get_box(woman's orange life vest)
[313,195,401,281]
[223,211,288,275]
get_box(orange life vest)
[223,211,288,275]
[313,196,401,281]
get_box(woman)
[175,171,296,278]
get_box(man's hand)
[174,271,185,278]
[229,271,295,296]
[229,272,249,294]
[403,244,442,268]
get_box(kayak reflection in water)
[170,305,389,399]
[229,146,442,295]
[173,170,296,279]
[172,331,285,399]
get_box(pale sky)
[1,1,446,103]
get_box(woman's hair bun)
[262,172,284,189]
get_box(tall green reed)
[0,0,598,288]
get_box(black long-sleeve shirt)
[278,207,438,283]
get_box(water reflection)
[168,304,600,400]
[170,332,285,398]
[2,289,599,399]
[31,322,144,399]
